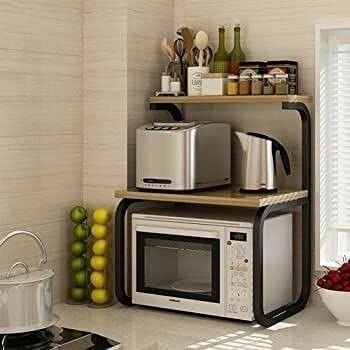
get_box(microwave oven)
[131,206,293,321]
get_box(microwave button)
[240,306,248,313]
[228,304,237,312]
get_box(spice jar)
[263,74,275,95]
[275,74,289,95]
[239,75,251,95]
[251,74,263,95]
[227,75,239,95]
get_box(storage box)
[201,73,228,96]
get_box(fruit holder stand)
[114,95,312,327]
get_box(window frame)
[315,22,350,270]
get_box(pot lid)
[0,267,54,285]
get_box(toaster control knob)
[145,127,154,130]
[170,126,179,130]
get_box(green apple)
[71,240,86,256]
[70,206,88,223]
[71,287,86,302]
[71,257,86,272]
[73,223,91,240]
[74,270,89,287]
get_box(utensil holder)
[168,61,188,95]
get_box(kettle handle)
[246,132,291,176]
[272,140,291,176]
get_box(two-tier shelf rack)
[114,95,312,327]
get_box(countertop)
[54,298,350,350]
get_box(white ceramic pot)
[318,285,350,326]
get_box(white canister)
[161,72,171,92]
[187,66,210,96]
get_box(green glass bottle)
[213,26,229,73]
[229,23,246,74]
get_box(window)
[316,25,350,267]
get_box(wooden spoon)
[161,38,176,62]
[181,27,194,66]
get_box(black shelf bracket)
[150,103,183,121]
[115,198,140,306]
[253,101,312,327]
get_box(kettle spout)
[235,131,249,151]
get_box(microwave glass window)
[230,232,247,242]
[136,232,220,303]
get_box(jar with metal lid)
[275,73,289,95]
[263,74,275,95]
[239,75,251,95]
[251,74,263,95]
[227,75,239,96]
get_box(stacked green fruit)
[69,206,90,302]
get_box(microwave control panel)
[225,229,253,321]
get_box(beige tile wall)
[127,0,175,186]
[83,0,128,209]
[0,0,83,302]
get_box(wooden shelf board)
[149,95,312,105]
[115,186,308,208]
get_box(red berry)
[324,280,333,289]
[328,270,338,276]
[342,263,350,272]
[333,283,343,291]
[344,286,350,292]
[343,273,350,281]
[330,272,343,284]
[343,280,350,288]
[317,278,326,288]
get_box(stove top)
[0,326,121,349]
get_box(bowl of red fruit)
[317,261,350,326]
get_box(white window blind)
[320,31,350,265]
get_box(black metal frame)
[115,198,140,306]
[150,103,183,121]
[115,101,312,327]
[250,102,312,327]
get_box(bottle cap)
[219,25,225,31]
[235,21,240,28]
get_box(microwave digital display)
[230,232,247,242]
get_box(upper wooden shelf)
[115,186,308,208]
[149,95,312,105]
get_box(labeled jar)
[161,72,171,92]
[227,75,239,95]
[263,74,275,95]
[239,75,251,95]
[275,74,289,95]
[251,74,263,95]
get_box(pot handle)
[0,230,48,267]
[6,261,30,279]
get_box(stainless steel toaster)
[136,121,231,191]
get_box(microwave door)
[134,230,221,303]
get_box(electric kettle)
[235,132,291,192]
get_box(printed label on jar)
[191,72,203,91]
